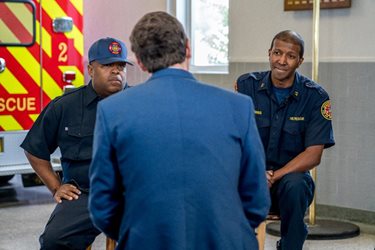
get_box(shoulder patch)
[321,100,332,120]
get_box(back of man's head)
[130,11,188,73]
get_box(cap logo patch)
[321,100,332,120]
[108,42,122,55]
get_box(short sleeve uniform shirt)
[21,82,99,186]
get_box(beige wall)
[216,0,375,213]
[82,0,375,215]
[230,0,375,62]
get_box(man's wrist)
[51,185,61,196]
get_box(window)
[0,0,36,47]
[168,0,229,73]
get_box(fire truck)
[0,0,84,185]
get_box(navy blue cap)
[88,37,133,65]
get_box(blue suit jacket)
[89,68,270,250]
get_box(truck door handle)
[0,58,6,73]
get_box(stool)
[86,237,116,250]
[256,214,280,250]
[106,237,116,250]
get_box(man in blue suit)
[89,11,270,250]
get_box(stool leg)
[256,221,266,250]
[106,237,116,250]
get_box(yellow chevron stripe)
[58,66,84,87]
[29,114,39,122]
[42,69,63,99]
[0,19,19,43]
[7,47,62,100]
[7,47,40,86]
[35,19,40,44]
[42,1,83,56]
[0,62,28,94]
[32,19,52,58]
[0,115,23,131]
[6,2,33,35]
[41,25,52,57]
[70,0,83,16]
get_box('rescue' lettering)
[0,97,36,112]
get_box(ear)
[136,58,148,72]
[268,49,272,57]
[87,63,94,78]
[298,57,304,67]
[185,39,192,60]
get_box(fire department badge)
[321,100,332,120]
[108,42,122,54]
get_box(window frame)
[0,0,36,47]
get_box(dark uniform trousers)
[40,193,100,250]
[20,83,103,250]
[39,162,101,250]
[271,172,315,250]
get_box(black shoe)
[276,240,281,250]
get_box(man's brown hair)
[130,11,188,73]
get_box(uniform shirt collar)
[258,71,302,101]
[84,81,100,106]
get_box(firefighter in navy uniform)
[235,30,335,250]
[21,37,132,250]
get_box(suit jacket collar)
[149,68,195,82]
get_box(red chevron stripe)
[2,108,36,130]
[0,1,83,131]
[0,2,53,109]
[0,51,42,130]
[0,48,42,112]
[57,0,83,32]
[40,8,83,86]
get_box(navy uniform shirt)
[21,81,99,187]
[236,71,335,170]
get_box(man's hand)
[53,184,81,203]
[266,145,325,188]
[266,170,274,188]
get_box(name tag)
[254,110,262,115]
[289,117,304,121]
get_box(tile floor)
[0,202,374,250]
[0,176,374,250]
